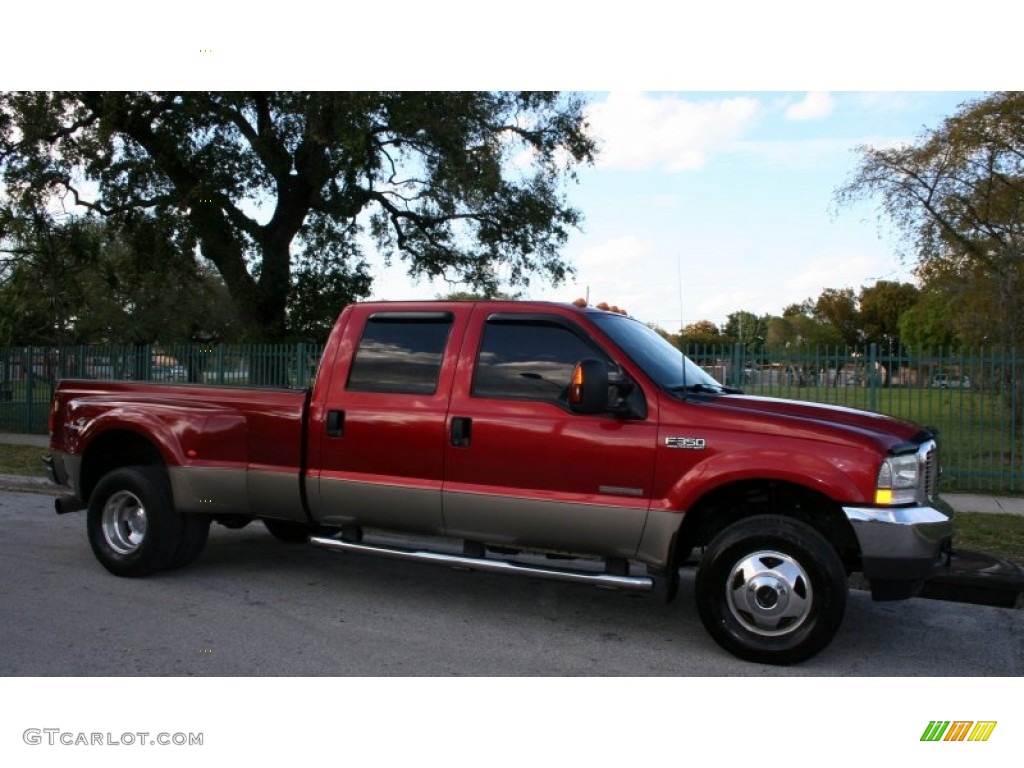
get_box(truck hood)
[687,393,929,452]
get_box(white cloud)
[782,250,914,301]
[785,92,836,121]
[575,234,655,271]
[586,92,761,172]
[728,137,857,168]
[529,235,667,313]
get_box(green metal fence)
[2,341,1021,494]
[685,343,1022,494]
[0,343,323,435]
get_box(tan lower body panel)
[634,508,686,570]
[248,470,306,521]
[442,491,649,561]
[314,476,445,535]
[168,466,250,516]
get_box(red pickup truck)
[45,300,952,664]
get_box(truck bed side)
[50,380,309,521]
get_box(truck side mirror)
[569,359,609,414]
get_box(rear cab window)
[346,312,455,395]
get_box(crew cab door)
[442,309,658,558]
[310,305,468,533]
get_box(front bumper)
[843,504,954,600]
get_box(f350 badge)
[665,437,706,450]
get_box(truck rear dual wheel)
[87,466,209,577]
[695,515,848,665]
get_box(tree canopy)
[0,92,595,341]
[680,319,722,345]
[858,280,919,347]
[667,279,923,353]
[0,213,237,345]
[836,91,1024,348]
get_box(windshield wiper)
[669,383,743,395]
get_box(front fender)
[660,445,874,513]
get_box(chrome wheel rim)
[101,490,148,555]
[726,550,813,636]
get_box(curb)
[919,550,1024,609]
[0,474,61,496]
[0,434,49,448]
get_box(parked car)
[931,374,971,389]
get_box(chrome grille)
[920,440,938,503]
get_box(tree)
[898,286,956,351]
[811,287,860,347]
[836,91,1024,349]
[764,312,844,351]
[858,280,918,347]
[438,289,521,301]
[722,311,768,351]
[0,92,595,341]
[680,319,722,346]
[0,212,239,345]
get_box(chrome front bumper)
[843,504,954,600]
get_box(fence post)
[24,347,34,433]
[1013,346,1019,493]
[869,342,878,412]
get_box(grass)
[0,443,48,477]
[953,512,1024,565]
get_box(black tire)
[695,515,848,665]
[168,514,211,570]
[87,466,184,577]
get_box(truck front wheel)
[695,515,847,665]
[87,466,187,577]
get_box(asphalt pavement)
[1,486,1020,676]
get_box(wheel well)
[80,430,166,504]
[675,480,861,573]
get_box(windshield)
[590,312,730,393]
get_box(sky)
[364,90,985,332]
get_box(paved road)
[1,488,1021,676]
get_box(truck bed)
[50,379,310,520]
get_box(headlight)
[875,453,919,505]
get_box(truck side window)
[472,319,603,403]
[347,314,453,394]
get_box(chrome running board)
[308,535,654,592]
